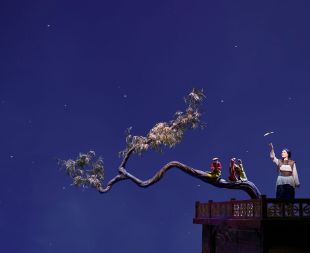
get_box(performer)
[269,143,300,199]
[206,157,222,179]
[228,158,238,181]
[228,158,248,182]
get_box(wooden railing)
[195,196,310,219]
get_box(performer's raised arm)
[269,142,279,165]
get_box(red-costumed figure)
[228,158,238,181]
[228,158,248,182]
[208,157,222,179]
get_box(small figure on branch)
[59,88,261,199]
[205,157,222,179]
[228,158,248,182]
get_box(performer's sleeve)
[293,163,300,187]
[270,149,279,165]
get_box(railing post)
[261,195,267,218]
[208,200,213,218]
[195,201,200,218]
[282,201,285,217]
[230,198,236,218]
[299,201,303,217]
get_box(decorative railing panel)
[302,203,310,217]
[195,197,310,220]
[231,199,261,218]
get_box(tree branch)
[97,161,261,199]
[98,174,127,193]
[60,89,262,199]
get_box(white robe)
[270,150,300,188]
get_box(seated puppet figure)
[228,158,248,182]
[206,157,222,179]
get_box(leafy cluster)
[60,151,104,189]
[120,88,205,156]
[60,88,205,191]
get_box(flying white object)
[264,131,274,137]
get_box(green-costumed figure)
[228,158,248,182]
[205,157,222,179]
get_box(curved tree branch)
[119,146,136,169]
[60,89,262,199]
[97,161,261,199]
[98,174,128,193]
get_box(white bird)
[264,131,274,137]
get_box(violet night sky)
[1,1,310,252]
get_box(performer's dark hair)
[283,148,292,159]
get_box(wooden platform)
[193,196,310,253]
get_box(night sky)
[1,1,310,252]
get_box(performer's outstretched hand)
[269,143,274,151]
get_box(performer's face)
[213,160,219,165]
[281,150,289,159]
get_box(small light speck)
[123,94,127,98]
[220,99,224,103]
[264,131,274,137]
[197,184,201,187]
[10,155,14,159]
[47,24,51,28]
[245,150,249,153]
[64,104,68,109]
[234,45,238,48]
[288,97,292,100]
[62,186,66,190]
